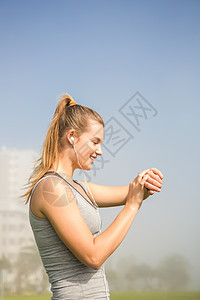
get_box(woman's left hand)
[143,168,163,200]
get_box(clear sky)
[0,0,200,289]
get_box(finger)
[148,190,155,195]
[145,181,161,192]
[140,174,149,186]
[146,174,162,188]
[150,168,163,179]
[147,170,162,184]
[138,169,151,180]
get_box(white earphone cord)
[73,146,98,208]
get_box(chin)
[77,163,90,172]
[79,158,93,171]
[83,164,92,171]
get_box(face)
[75,119,104,170]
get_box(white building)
[0,146,39,261]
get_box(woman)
[23,94,163,299]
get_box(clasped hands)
[142,168,163,200]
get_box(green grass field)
[3,292,200,300]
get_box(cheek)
[77,142,93,159]
[82,141,94,152]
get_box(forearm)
[91,203,139,268]
[99,185,129,207]
[88,168,163,207]
[93,185,149,208]
[86,181,130,207]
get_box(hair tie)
[69,99,77,106]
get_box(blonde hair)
[22,94,104,204]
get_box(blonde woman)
[23,95,163,300]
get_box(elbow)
[90,263,102,271]
[87,256,103,270]
[81,239,104,270]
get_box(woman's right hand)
[126,169,150,210]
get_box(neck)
[50,149,77,181]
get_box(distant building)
[0,146,39,261]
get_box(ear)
[65,130,77,146]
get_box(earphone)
[69,136,97,207]
[71,136,75,147]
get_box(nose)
[96,144,103,156]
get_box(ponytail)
[42,95,76,170]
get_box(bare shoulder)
[37,176,75,208]
[31,176,75,217]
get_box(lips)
[90,155,97,159]
[90,156,96,163]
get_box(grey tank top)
[29,172,110,300]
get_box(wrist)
[125,201,140,214]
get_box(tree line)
[0,242,49,295]
[106,253,190,292]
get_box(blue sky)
[0,0,200,289]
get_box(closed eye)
[91,137,103,145]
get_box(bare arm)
[84,168,163,207]
[82,183,129,207]
[38,171,148,270]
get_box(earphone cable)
[73,147,98,208]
